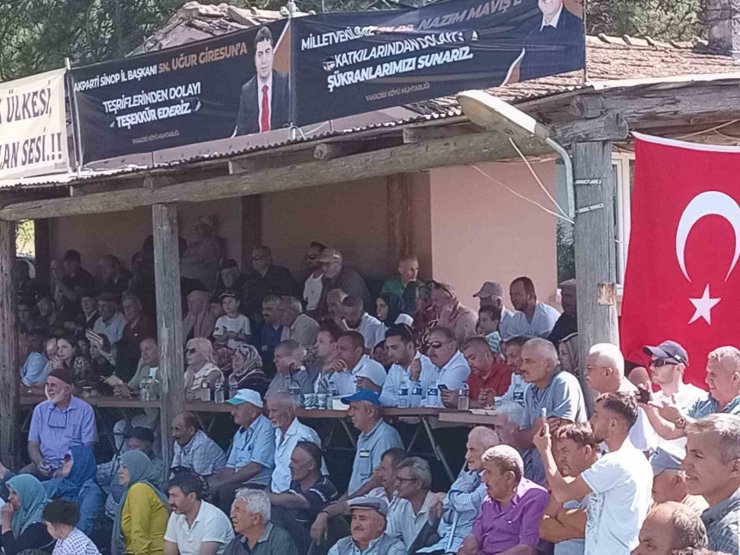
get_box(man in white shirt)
[534,392,653,555]
[385,457,438,552]
[302,242,326,317]
[279,296,320,350]
[424,326,471,408]
[267,392,323,493]
[380,324,438,407]
[586,343,658,453]
[93,292,126,346]
[499,276,560,340]
[311,324,354,395]
[342,295,385,351]
[165,471,235,555]
[337,331,387,393]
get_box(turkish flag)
[621,133,740,388]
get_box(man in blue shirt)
[209,389,275,512]
[20,330,49,388]
[26,368,97,477]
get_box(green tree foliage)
[586,0,704,42]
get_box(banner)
[70,20,290,163]
[0,68,69,180]
[293,0,585,125]
[621,133,740,387]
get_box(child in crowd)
[213,292,251,350]
[477,305,502,354]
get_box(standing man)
[165,472,235,555]
[318,248,371,312]
[548,279,577,349]
[533,392,653,555]
[682,414,740,554]
[341,296,385,351]
[234,26,289,135]
[245,246,300,324]
[302,242,326,318]
[500,277,560,340]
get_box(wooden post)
[0,221,19,468]
[152,204,185,473]
[386,174,412,274]
[573,142,619,411]
[241,195,262,269]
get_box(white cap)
[227,388,263,408]
[355,356,387,387]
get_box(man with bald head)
[170,412,228,477]
[586,342,658,452]
[422,426,500,554]
[632,502,708,555]
[501,338,586,485]
[319,248,371,311]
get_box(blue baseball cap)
[341,389,381,406]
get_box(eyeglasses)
[186,348,197,354]
[47,407,69,429]
[652,358,679,367]
[396,476,417,483]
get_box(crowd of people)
[4,236,739,555]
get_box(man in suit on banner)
[234,25,290,136]
[519,0,585,81]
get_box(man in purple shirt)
[458,445,549,555]
[26,369,97,478]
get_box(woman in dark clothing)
[1,475,54,554]
[228,344,269,398]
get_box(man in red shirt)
[463,336,514,406]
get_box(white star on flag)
[688,284,720,325]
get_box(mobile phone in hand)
[636,387,652,404]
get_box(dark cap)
[220,259,239,270]
[48,369,73,386]
[97,292,117,303]
[124,427,155,443]
[643,340,688,365]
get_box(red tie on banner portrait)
[260,84,271,133]
[621,133,740,388]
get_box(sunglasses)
[652,358,679,367]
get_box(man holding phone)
[533,392,653,555]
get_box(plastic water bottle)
[410,380,423,408]
[427,385,440,407]
[512,375,525,406]
[289,382,302,407]
[214,376,225,403]
[398,378,410,408]
[458,382,470,411]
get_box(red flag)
[621,133,740,388]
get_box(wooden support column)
[573,142,619,411]
[152,204,185,473]
[0,221,18,467]
[386,173,413,273]
[241,195,262,269]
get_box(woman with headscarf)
[375,292,414,332]
[228,344,269,397]
[184,337,223,400]
[112,450,169,555]
[182,290,217,342]
[1,475,54,554]
[43,446,103,536]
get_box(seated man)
[98,254,132,301]
[268,392,323,493]
[421,426,499,555]
[380,254,421,298]
[318,248,371,313]
[499,276,560,340]
[267,340,313,396]
[329,496,406,555]
[651,447,708,515]
[429,282,477,344]
[170,412,228,478]
[245,245,301,324]
[310,447,407,545]
[310,323,355,396]
[540,422,598,555]
[268,440,339,555]
[341,296,384,351]
[209,389,275,512]
[20,329,49,389]
[632,502,709,555]
[36,294,66,337]
[380,324,438,407]
[476,306,503,354]
[259,295,284,369]
[337,331,387,394]
[225,488,298,555]
[279,296,320,350]
[682,414,740,554]
[114,337,159,398]
[342,390,403,497]
[458,445,549,555]
[424,326,471,408]
[214,259,248,303]
[501,336,528,407]
[461,336,513,407]
[93,292,126,346]
[26,368,97,477]
[386,457,438,552]
[165,471,235,555]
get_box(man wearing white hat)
[209,389,275,512]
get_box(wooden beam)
[0,221,18,467]
[402,122,484,143]
[573,141,619,412]
[386,174,413,272]
[0,129,549,221]
[241,195,262,268]
[152,204,185,475]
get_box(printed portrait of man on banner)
[234,25,291,136]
